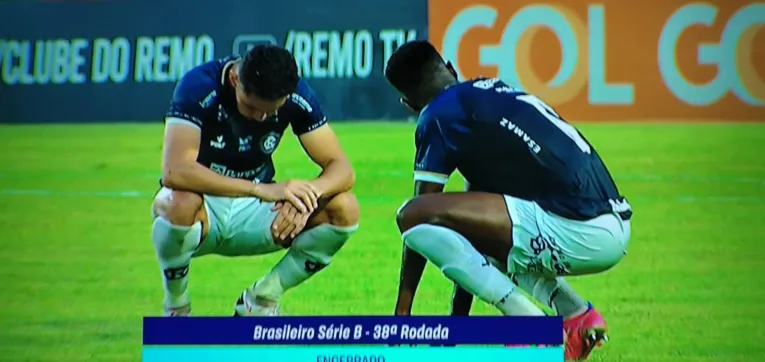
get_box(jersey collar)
[221,60,236,86]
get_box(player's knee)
[153,189,204,226]
[323,191,360,227]
[396,196,443,233]
[401,224,439,253]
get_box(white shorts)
[503,195,631,277]
[194,194,282,257]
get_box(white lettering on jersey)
[499,118,542,154]
[199,90,216,108]
[472,77,501,90]
[217,104,229,122]
[516,94,592,154]
[290,93,313,113]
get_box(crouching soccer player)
[384,41,632,361]
[150,45,359,317]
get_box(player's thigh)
[396,191,513,263]
[212,197,283,257]
[504,195,631,277]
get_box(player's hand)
[282,180,320,213]
[255,181,319,213]
[270,201,310,246]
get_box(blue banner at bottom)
[142,346,563,362]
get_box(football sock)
[513,273,589,319]
[403,224,544,316]
[251,223,357,303]
[151,216,202,312]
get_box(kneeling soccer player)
[150,44,359,317]
[384,41,632,361]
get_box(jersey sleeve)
[413,111,458,184]
[288,79,328,135]
[165,70,216,130]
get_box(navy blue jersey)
[413,78,631,221]
[164,56,327,183]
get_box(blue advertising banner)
[0,0,427,123]
[143,316,564,345]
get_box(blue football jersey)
[413,78,631,221]
[164,56,327,183]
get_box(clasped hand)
[256,180,320,213]
[270,201,311,246]
[257,180,321,246]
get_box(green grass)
[0,122,764,361]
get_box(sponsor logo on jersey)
[238,135,252,152]
[290,93,313,112]
[199,90,217,108]
[209,162,266,180]
[210,135,225,149]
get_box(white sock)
[151,216,202,311]
[402,224,544,316]
[512,273,588,319]
[251,223,357,303]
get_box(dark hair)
[384,40,445,97]
[239,45,299,100]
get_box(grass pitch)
[0,122,763,361]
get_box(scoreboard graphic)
[142,316,565,361]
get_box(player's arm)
[291,82,354,197]
[298,124,355,197]
[161,120,260,197]
[162,75,267,198]
[395,114,457,316]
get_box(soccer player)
[151,45,359,317]
[384,40,632,361]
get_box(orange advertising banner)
[428,0,765,121]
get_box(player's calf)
[511,274,589,319]
[509,273,605,359]
[238,191,360,316]
[151,187,208,316]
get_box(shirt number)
[516,94,591,154]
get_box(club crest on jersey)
[260,132,281,154]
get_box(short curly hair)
[239,45,299,100]
[384,40,445,98]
